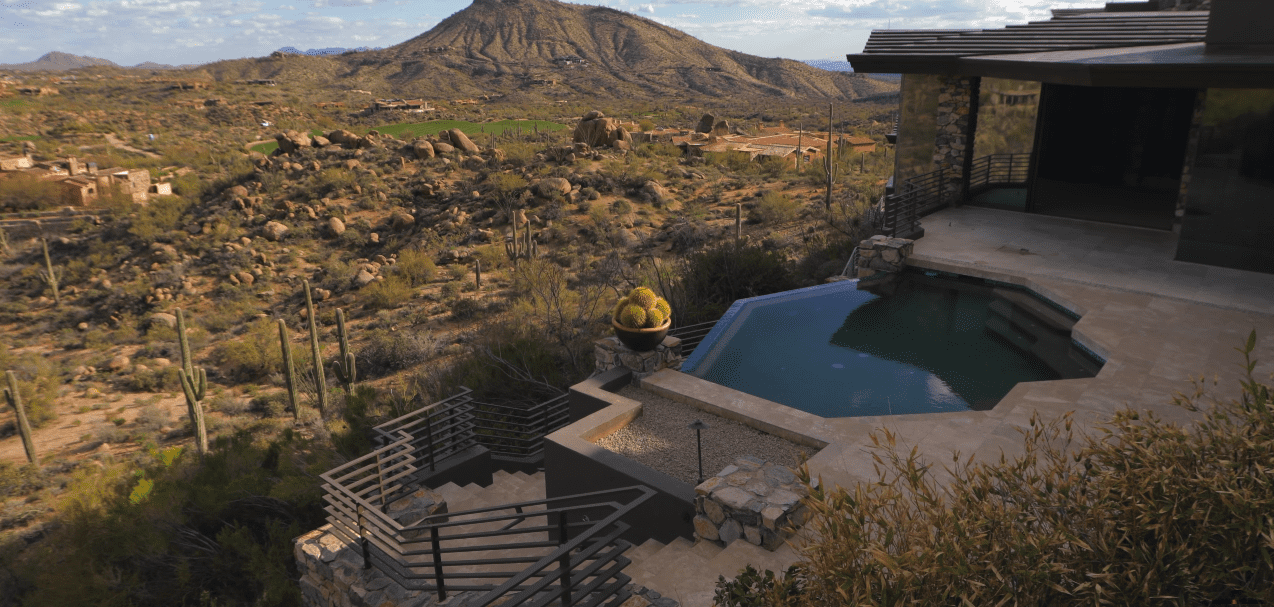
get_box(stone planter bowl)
[612,317,671,352]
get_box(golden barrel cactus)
[613,286,671,329]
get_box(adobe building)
[847,0,1274,274]
[0,155,166,206]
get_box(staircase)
[435,470,800,607]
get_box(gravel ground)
[593,385,809,486]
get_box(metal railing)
[667,320,719,357]
[372,388,479,474]
[881,153,1030,237]
[471,394,571,462]
[320,427,654,606]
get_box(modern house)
[847,0,1274,274]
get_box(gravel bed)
[593,385,809,486]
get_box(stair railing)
[881,153,1031,237]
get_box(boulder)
[108,355,131,372]
[696,113,716,133]
[446,128,480,154]
[390,210,415,228]
[149,312,177,330]
[327,129,359,147]
[411,139,435,159]
[582,110,604,121]
[533,177,572,198]
[461,155,486,170]
[353,269,375,288]
[343,159,360,170]
[311,135,331,148]
[261,221,290,241]
[227,185,250,198]
[712,119,731,135]
[432,141,456,154]
[573,113,633,149]
[274,130,311,154]
[327,217,346,236]
[150,242,179,262]
[640,180,672,205]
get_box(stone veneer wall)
[691,456,810,551]
[594,335,683,381]
[856,235,915,277]
[934,76,976,200]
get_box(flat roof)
[845,10,1274,87]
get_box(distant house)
[0,156,166,205]
[847,0,1274,274]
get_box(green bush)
[210,318,291,382]
[777,333,1274,607]
[748,191,800,225]
[392,248,436,286]
[361,274,414,310]
[0,173,64,211]
[676,241,798,323]
[357,328,437,378]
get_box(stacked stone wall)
[934,76,975,200]
[691,456,810,551]
[594,336,683,380]
[856,235,914,277]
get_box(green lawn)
[249,120,568,155]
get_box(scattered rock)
[353,269,376,288]
[311,135,331,148]
[149,312,177,329]
[432,140,456,154]
[274,130,311,154]
[327,216,346,236]
[640,181,672,205]
[85,387,103,399]
[261,221,289,241]
[573,111,634,148]
[327,129,359,147]
[236,271,255,286]
[227,185,250,198]
[696,113,716,133]
[533,177,572,198]
[411,139,435,159]
[390,210,415,229]
[108,355,131,372]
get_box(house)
[370,98,432,112]
[846,0,1274,274]
[0,156,167,205]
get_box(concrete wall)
[547,375,696,545]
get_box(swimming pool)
[680,270,1104,418]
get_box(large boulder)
[432,140,456,154]
[641,180,672,205]
[572,111,634,149]
[446,128,480,154]
[261,221,290,241]
[327,217,346,236]
[327,129,359,147]
[712,119,731,135]
[696,113,716,133]
[533,177,572,199]
[274,130,311,154]
[411,139,435,159]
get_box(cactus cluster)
[613,286,672,329]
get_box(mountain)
[0,51,119,72]
[198,0,897,101]
[275,46,383,57]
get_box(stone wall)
[594,336,683,381]
[934,75,975,200]
[856,235,914,277]
[691,456,809,551]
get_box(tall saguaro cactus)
[39,238,61,307]
[176,309,209,455]
[303,280,329,418]
[3,371,36,464]
[331,308,357,397]
[278,319,300,420]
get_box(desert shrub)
[210,318,290,382]
[361,275,413,310]
[357,328,437,378]
[448,297,484,320]
[748,190,800,225]
[2,364,59,428]
[0,174,63,211]
[473,243,506,272]
[676,240,797,323]
[207,392,250,416]
[392,248,436,286]
[15,428,333,607]
[126,365,181,393]
[411,318,576,408]
[440,281,462,300]
[765,333,1274,607]
[127,195,193,243]
[446,263,469,281]
[133,404,170,433]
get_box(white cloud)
[639,3,653,12]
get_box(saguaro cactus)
[39,238,61,307]
[303,280,329,418]
[176,309,209,455]
[330,308,357,396]
[3,371,36,464]
[278,319,300,419]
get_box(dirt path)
[103,133,162,159]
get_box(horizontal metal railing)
[372,388,478,475]
[667,320,718,357]
[471,394,571,461]
[882,153,1030,237]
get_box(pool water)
[681,271,1103,418]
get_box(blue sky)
[0,0,1103,66]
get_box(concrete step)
[624,538,664,566]
[628,537,693,588]
[640,541,713,605]
[434,482,475,512]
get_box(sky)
[0,0,1105,67]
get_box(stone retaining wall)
[691,456,809,551]
[856,235,915,277]
[595,336,683,381]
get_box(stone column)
[856,235,915,278]
[594,336,683,381]
[934,76,978,203]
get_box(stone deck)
[641,205,1274,496]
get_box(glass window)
[895,74,941,185]
[975,78,1040,157]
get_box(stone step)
[625,538,664,566]
[434,482,474,512]
[628,537,693,588]
[639,541,713,605]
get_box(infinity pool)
[680,271,1104,418]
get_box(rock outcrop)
[573,111,633,149]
